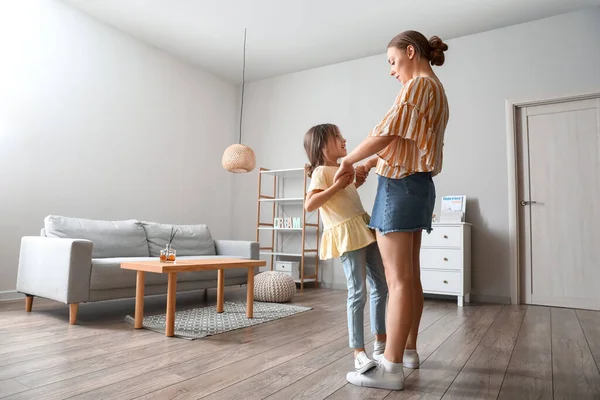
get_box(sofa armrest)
[214,240,259,260]
[16,236,93,304]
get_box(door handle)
[520,200,538,206]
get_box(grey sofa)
[16,215,259,324]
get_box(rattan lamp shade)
[222,29,256,174]
[222,143,256,173]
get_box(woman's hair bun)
[429,36,448,66]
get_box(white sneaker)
[373,342,419,369]
[346,357,404,390]
[372,341,385,361]
[403,349,420,369]
[354,351,377,374]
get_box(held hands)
[333,159,355,187]
[354,165,369,188]
[332,169,354,190]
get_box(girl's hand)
[333,159,354,185]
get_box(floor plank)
[384,390,442,400]
[413,305,479,362]
[326,384,390,400]
[415,302,455,334]
[0,379,28,398]
[263,352,355,399]
[441,345,512,400]
[577,309,600,372]
[440,305,526,399]
[479,305,527,350]
[506,306,552,380]
[201,335,351,400]
[135,329,345,399]
[551,307,600,400]
[0,333,147,373]
[497,373,553,400]
[0,320,131,359]
[13,333,188,388]
[404,305,503,395]
[68,371,186,400]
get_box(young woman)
[338,30,450,390]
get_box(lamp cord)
[239,28,247,144]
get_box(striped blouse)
[370,76,449,179]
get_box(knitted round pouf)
[254,271,296,303]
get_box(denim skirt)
[369,172,436,235]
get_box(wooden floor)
[1,288,599,400]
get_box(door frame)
[505,91,600,305]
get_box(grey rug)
[124,301,312,340]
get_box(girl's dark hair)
[303,123,340,177]
[388,30,449,66]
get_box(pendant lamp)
[222,28,256,173]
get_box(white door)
[518,97,600,310]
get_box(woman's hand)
[333,159,354,185]
[333,169,354,190]
[365,157,378,171]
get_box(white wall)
[232,7,600,301]
[0,1,238,293]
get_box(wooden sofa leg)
[25,295,34,312]
[69,303,79,325]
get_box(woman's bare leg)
[406,231,424,350]
[376,231,414,363]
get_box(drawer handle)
[443,280,448,284]
[443,257,449,262]
[443,235,448,239]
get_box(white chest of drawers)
[420,223,471,306]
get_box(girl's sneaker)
[373,340,386,361]
[347,356,404,390]
[355,351,377,374]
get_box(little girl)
[303,123,388,374]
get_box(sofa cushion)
[141,222,216,257]
[90,256,247,290]
[44,215,149,258]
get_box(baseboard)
[470,294,511,305]
[318,282,347,291]
[423,293,459,302]
[314,285,511,305]
[421,293,511,305]
[0,290,24,301]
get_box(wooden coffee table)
[121,258,266,337]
